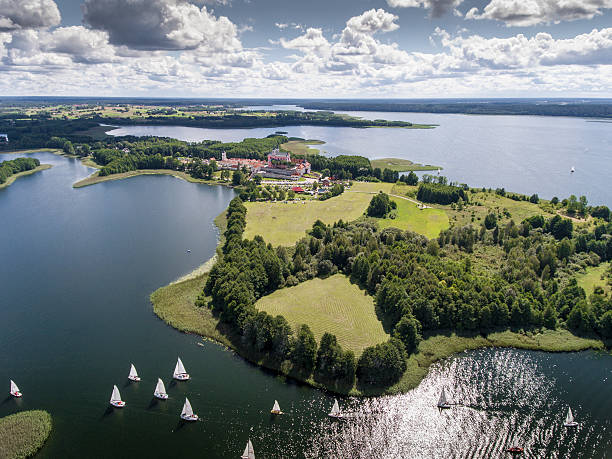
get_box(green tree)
[484,213,497,230]
[232,169,244,186]
[366,192,393,218]
[393,314,422,353]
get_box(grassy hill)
[377,197,449,239]
[256,274,389,356]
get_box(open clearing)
[255,274,389,355]
[577,262,611,296]
[0,410,52,459]
[377,197,449,239]
[245,181,448,246]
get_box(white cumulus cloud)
[0,0,61,32]
[386,0,464,18]
[466,0,612,26]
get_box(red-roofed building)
[291,186,305,193]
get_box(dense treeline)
[101,111,415,128]
[202,198,612,391]
[299,101,612,119]
[417,182,469,205]
[0,157,40,184]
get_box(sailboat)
[173,357,190,380]
[270,400,283,415]
[437,387,451,409]
[241,439,255,459]
[128,364,141,382]
[570,166,575,173]
[564,407,579,427]
[9,380,22,398]
[328,398,343,419]
[180,397,198,421]
[110,385,125,408]
[153,378,168,400]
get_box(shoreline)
[150,262,606,396]
[0,164,53,190]
[72,169,226,188]
[150,207,607,396]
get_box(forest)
[0,157,40,184]
[200,192,612,392]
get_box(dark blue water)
[109,112,612,205]
[1,152,611,458]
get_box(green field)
[377,197,449,239]
[244,189,372,246]
[280,139,325,156]
[371,158,440,172]
[0,410,52,459]
[577,262,611,296]
[255,274,389,355]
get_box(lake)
[1,152,611,458]
[108,111,612,205]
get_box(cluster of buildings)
[188,148,312,181]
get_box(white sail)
[111,385,122,402]
[438,388,448,407]
[10,380,19,393]
[272,400,281,412]
[129,364,138,379]
[182,398,194,417]
[155,378,166,396]
[174,357,186,376]
[241,439,255,459]
[329,399,340,416]
[566,407,574,424]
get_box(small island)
[0,410,52,459]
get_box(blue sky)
[1,0,611,97]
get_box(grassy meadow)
[577,262,611,296]
[280,139,325,156]
[371,158,440,172]
[377,197,449,239]
[255,274,389,356]
[244,190,374,246]
[0,410,52,459]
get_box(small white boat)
[173,357,190,381]
[437,387,451,409]
[128,364,141,382]
[9,380,22,398]
[153,378,168,400]
[270,400,283,415]
[241,439,255,459]
[110,385,125,408]
[328,398,343,419]
[564,407,579,427]
[571,166,575,173]
[180,397,198,421]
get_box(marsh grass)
[0,410,52,459]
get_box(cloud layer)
[0,1,611,97]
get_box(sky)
[0,0,611,98]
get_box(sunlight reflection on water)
[308,349,608,458]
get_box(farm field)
[255,274,389,355]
